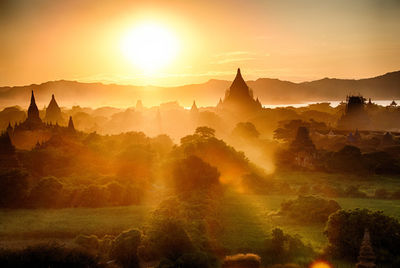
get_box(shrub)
[28,176,63,208]
[110,229,142,268]
[263,228,314,265]
[77,185,108,207]
[279,195,341,224]
[138,218,194,262]
[324,209,400,264]
[343,185,367,198]
[74,234,100,250]
[0,168,29,208]
[0,242,102,267]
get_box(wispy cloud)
[213,51,256,58]
[212,57,257,65]
[211,51,269,64]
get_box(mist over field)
[1,70,400,108]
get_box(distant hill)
[0,71,399,108]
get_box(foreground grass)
[218,189,400,252]
[0,205,153,240]
[1,172,399,255]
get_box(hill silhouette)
[0,71,399,108]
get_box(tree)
[172,155,220,194]
[231,122,260,139]
[138,218,194,262]
[0,168,29,207]
[290,127,315,152]
[110,229,142,268]
[195,126,215,139]
[279,195,341,224]
[325,209,400,264]
[28,176,63,208]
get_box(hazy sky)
[1,0,399,86]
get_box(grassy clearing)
[274,171,400,194]
[218,188,400,252]
[0,205,153,240]
[1,172,399,255]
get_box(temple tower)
[190,100,198,114]
[27,90,42,124]
[45,94,63,124]
[220,68,262,115]
[356,229,376,268]
[68,116,76,133]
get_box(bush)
[0,168,29,208]
[279,195,341,224]
[74,234,100,250]
[110,229,142,268]
[343,185,367,198]
[138,218,194,262]
[324,209,400,264]
[263,228,314,265]
[222,253,261,268]
[77,185,108,207]
[0,242,102,268]
[28,176,63,208]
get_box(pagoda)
[16,90,44,130]
[356,229,376,268]
[219,68,262,114]
[67,116,76,133]
[27,90,42,124]
[337,95,370,130]
[45,94,63,124]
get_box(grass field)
[1,172,399,255]
[0,204,154,240]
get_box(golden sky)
[1,0,399,86]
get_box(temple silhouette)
[6,91,76,149]
[45,94,63,124]
[337,95,370,130]
[217,68,262,114]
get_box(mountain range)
[0,70,399,109]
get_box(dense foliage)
[325,209,400,265]
[279,195,341,224]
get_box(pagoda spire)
[31,90,36,105]
[191,100,198,112]
[45,93,62,124]
[68,116,75,132]
[229,68,249,95]
[27,90,41,123]
[356,229,376,268]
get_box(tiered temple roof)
[220,68,262,114]
[45,94,63,124]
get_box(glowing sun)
[309,260,332,268]
[121,22,179,73]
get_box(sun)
[121,22,179,73]
[309,260,333,268]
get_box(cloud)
[212,57,257,65]
[213,51,255,58]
